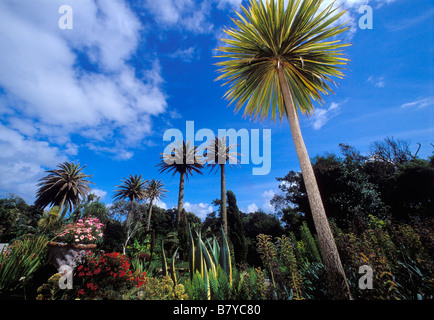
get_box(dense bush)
[73,251,147,299]
[0,235,48,296]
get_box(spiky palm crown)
[157,140,204,179]
[35,162,93,210]
[215,0,350,121]
[204,136,240,173]
[113,174,148,203]
[145,179,168,202]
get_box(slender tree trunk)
[123,200,135,255]
[146,198,154,232]
[177,172,185,226]
[57,194,67,220]
[277,65,352,300]
[220,164,228,236]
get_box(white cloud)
[142,0,213,34]
[155,200,168,210]
[260,189,275,213]
[0,0,167,150]
[168,46,200,62]
[310,102,341,130]
[244,189,278,214]
[367,75,386,88]
[0,0,169,202]
[184,202,213,220]
[216,0,242,9]
[246,203,259,214]
[91,188,108,201]
[0,124,67,202]
[400,97,434,110]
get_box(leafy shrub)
[73,252,146,299]
[125,275,188,300]
[36,273,74,300]
[0,235,48,295]
[335,218,434,299]
[256,234,304,299]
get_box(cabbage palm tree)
[35,162,93,220]
[114,174,148,253]
[204,136,240,236]
[215,0,352,299]
[144,179,168,231]
[157,140,204,225]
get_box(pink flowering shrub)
[55,216,104,245]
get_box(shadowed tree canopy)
[34,162,93,218]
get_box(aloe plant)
[161,240,179,286]
[171,248,179,286]
[187,225,232,299]
[161,240,168,277]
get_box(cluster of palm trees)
[157,137,239,235]
[34,136,239,237]
[34,0,354,299]
[34,163,167,231]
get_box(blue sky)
[0,0,433,220]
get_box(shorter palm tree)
[35,162,93,220]
[113,174,148,253]
[204,136,240,235]
[157,140,204,225]
[145,179,168,231]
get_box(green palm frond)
[113,174,148,203]
[145,178,168,202]
[215,0,350,120]
[34,162,93,211]
[204,136,240,172]
[157,140,204,180]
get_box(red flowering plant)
[54,216,104,245]
[73,251,147,299]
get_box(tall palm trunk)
[123,200,135,255]
[57,194,67,220]
[220,164,228,236]
[277,65,352,300]
[146,198,154,232]
[177,172,185,226]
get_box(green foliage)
[37,206,63,237]
[242,210,284,266]
[125,275,188,300]
[0,235,48,294]
[68,195,109,224]
[185,225,233,300]
[161,240,168,277]
[299,222,322,264]
[188,225,232,284]
[0,195,43,242]
[273,139,433,231]
[215,0,350,119]
[226,190,247,265]
[256,234,304,299]
[34,162,93,217]
[335,218,434,299]
[36,273,74,300]
[100,219,126,253]
[184,270,208,300]
[239,267,268,300]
